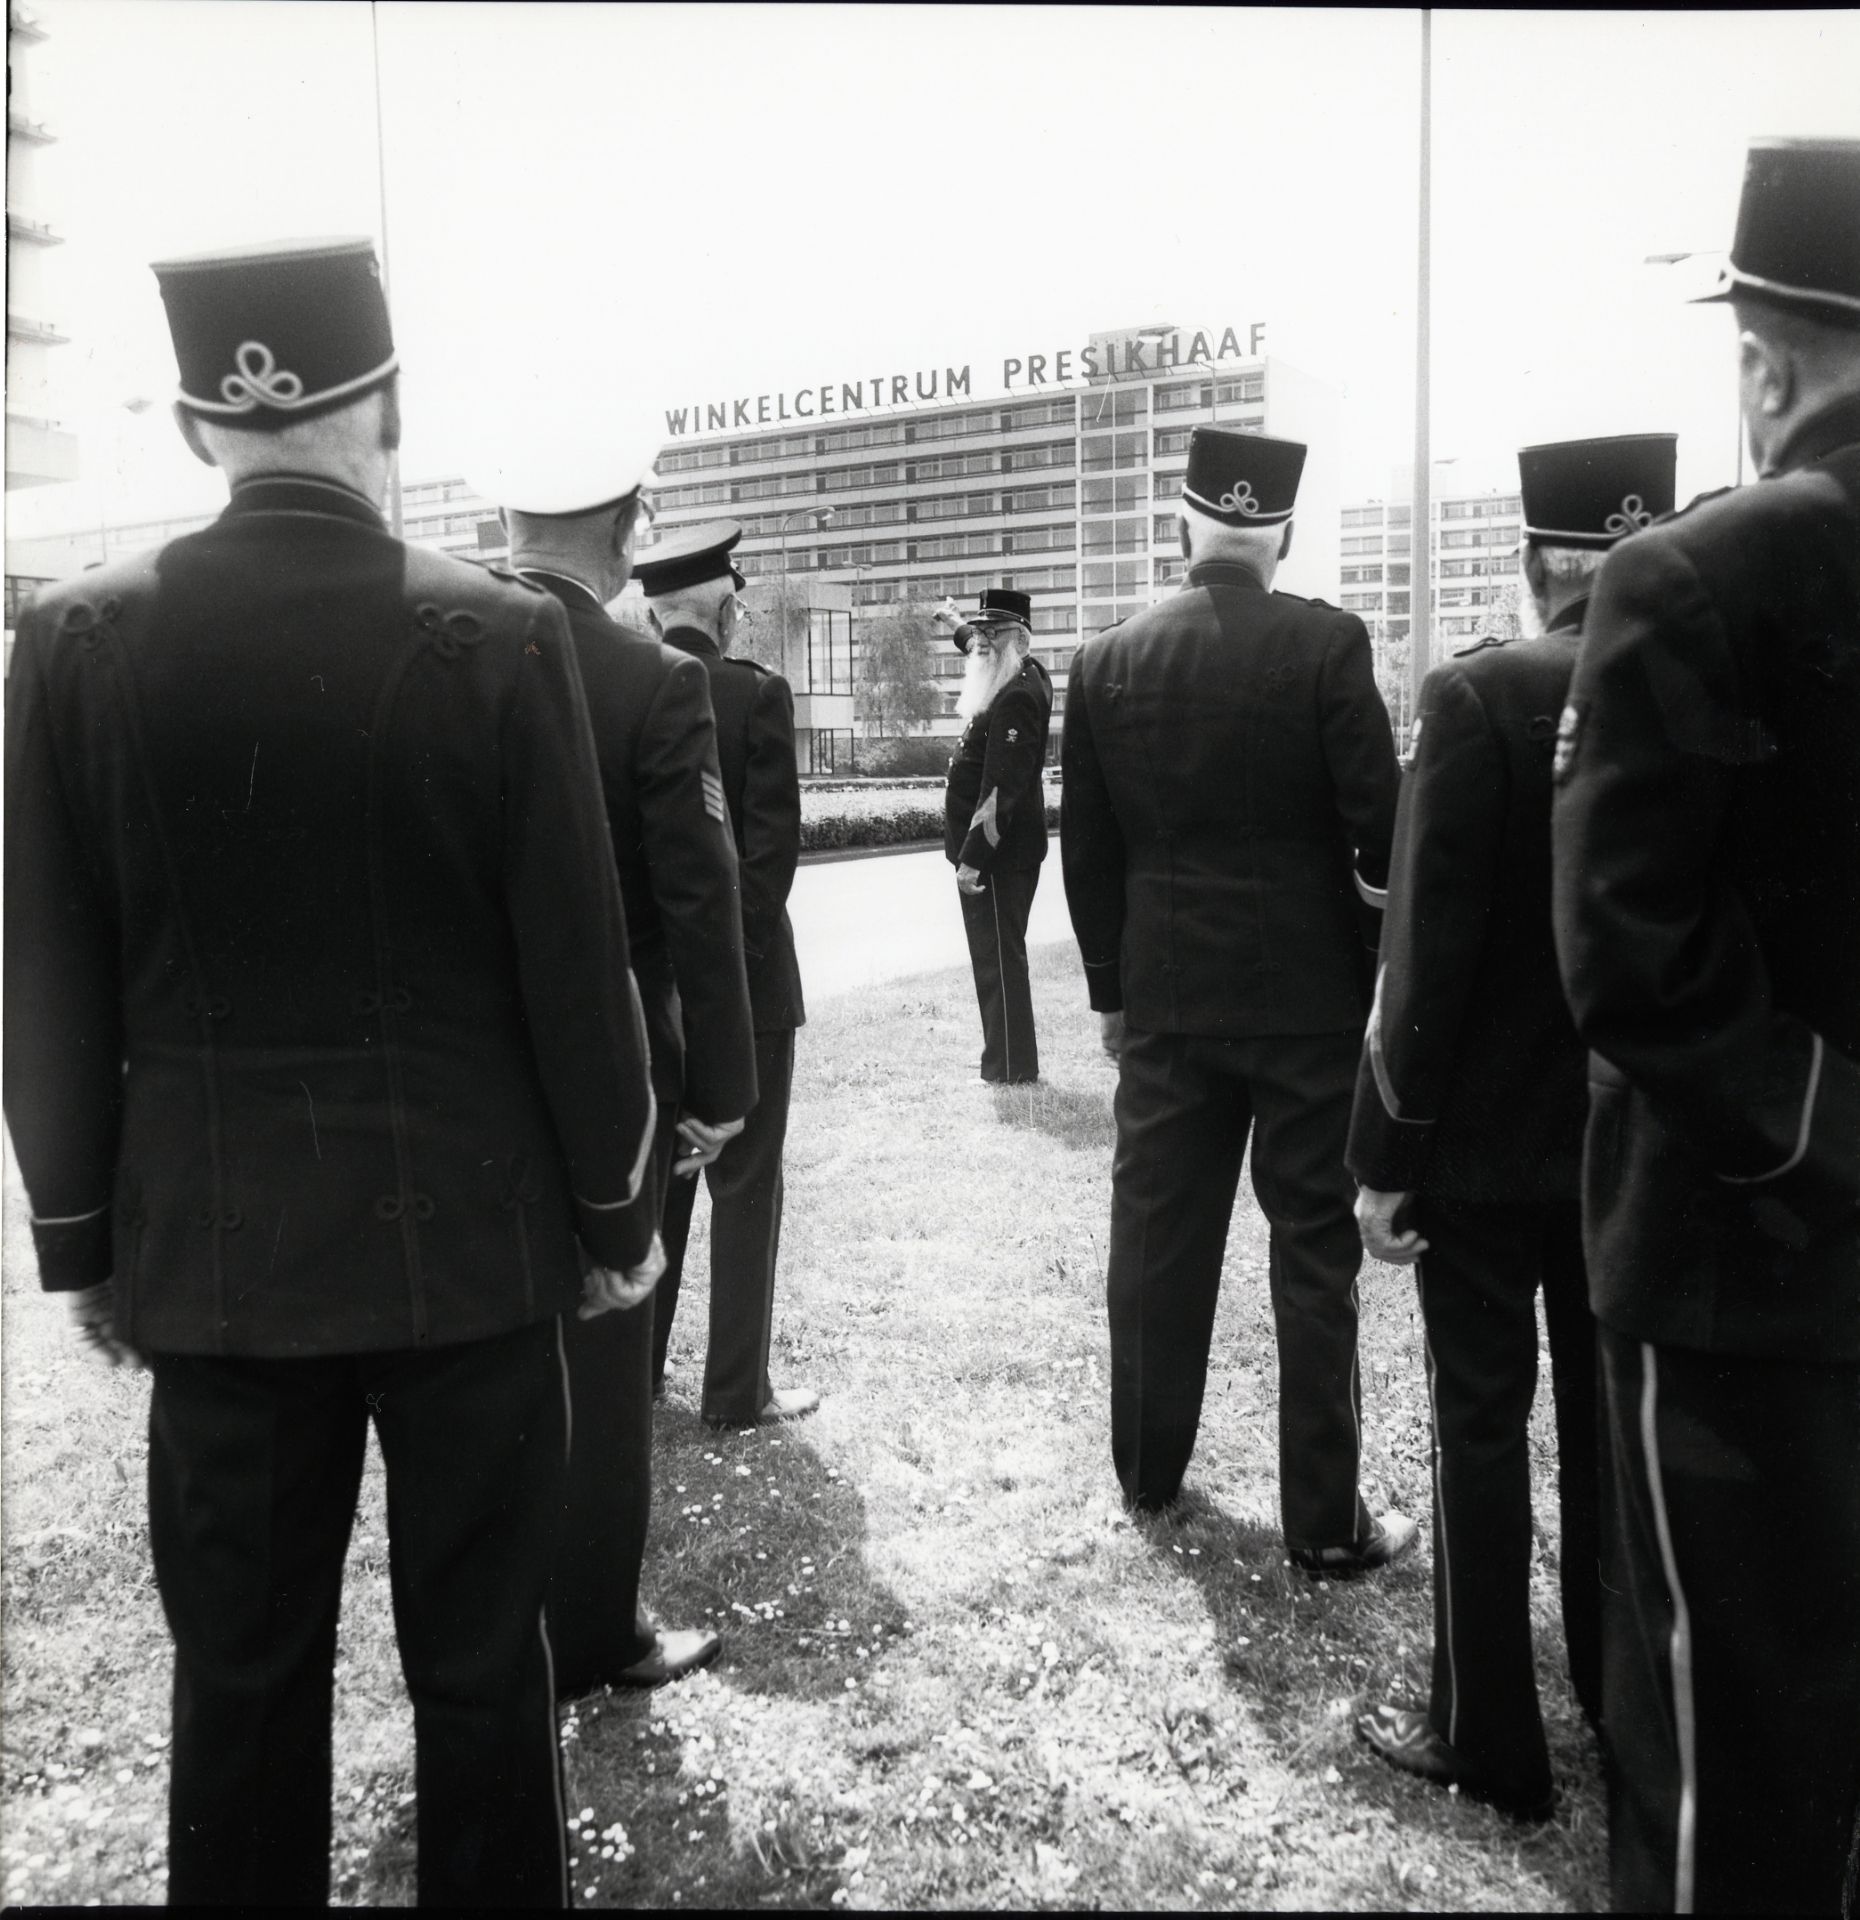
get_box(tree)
[737,575,808,674]
[1479,578,1524,639]
[856,602,942,739]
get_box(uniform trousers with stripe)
[1413,1197,1600,1801]
[1107,1025,1370,1547]
[147,1319,570,1909]
[653,1027,795,1423]
[958,865,1040,1084]
[1599,1327,1860,1914]
[547,1013,684,1697]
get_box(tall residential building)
[8,322,1343,766]
[6,2,79,492]
[1339,472,1524,735]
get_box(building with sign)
[7,3,81,493]
[627,323,1341,766]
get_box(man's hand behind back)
[580,1233,668,1318]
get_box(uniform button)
[390,987,413,1014]
[374,1195,405,1222]
[219,1206,243,1231]
[412,1194,435,1222]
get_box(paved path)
[789,843,1073,1001]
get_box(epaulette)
[727,655,773,676]
[1275,588,1345,614]
[1453,633,1509,658]
[483,565,547,594]
[1658,485,1735,527]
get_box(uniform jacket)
[521,573,756,1124]
[1553,392,1860,1360]
[944,655,1053,874]
[2,475,659,1357]
[1061,559,1399,1037]
[1347,610,1589,1203]
[659,626,804,1032]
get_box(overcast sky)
[8,3,1859,539]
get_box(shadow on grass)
[1133,1486,1606,1913]
[539,1403,909,1908]
[988,1074,1117,1153]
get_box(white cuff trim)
[1717,1033,1824,1186]
[31,1202,109,1226]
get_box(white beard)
[1517,586,1549,640]
[955,640,1023,721]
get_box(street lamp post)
[774,505,834,673]
[1643,250,1744,486]
[96,395,154,564]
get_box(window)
[1081,387,1148,429]
[1341,535,1384,556]
[1154,513,1179,543]
[1080,430,1146,471]
[806,609,854,696]
[1030,606,1077,633]
[1153,379,1211,413]
[1000,397,1077,431]
[1002,440,1076,473]
[1216,375,1265,405]
[1153,471,1184,499]
[807,729,857,775]
[907,409,998,444]
[1388,506,1412,528]
[1340,565,1383,585]
[1342,506,1384,528]
[1440,530,1480,549]
[817,423,906,454]
[1342,592,1383,611]
[1155,556,1187,585]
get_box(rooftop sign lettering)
[662,323,1267,439]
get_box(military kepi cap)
[631,520,747,595]
[1694,138,1860,326]
[1519,434,1677,549]
[1181,427,1306,527]
[469,406,663,518]
[971,588,1032,628]
[152,237,398,425]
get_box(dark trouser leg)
[1106,1028,1248,1509]
[548,1294,657,1693]
[1242,1029,1370,1551]
[372,1320,571,1909]
[641,1011,685,1390]
[993,866,1040,1082]
[1538,1202,1600,1729]
[702,1027,795,1423]
[654,1159,699,1388]
[960,869,1038,1083]
[1412,1198,1553,1800]
[148,1352,369,1907]
[554,1018,681,1684]
[1600,1329,1860,1914]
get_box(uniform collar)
[512,566,606,612]
[222,473,386,530]
[1767,386,1860,477]
[1546,595,1589,635]
[1186,558,1269,592]
[661,623,721,659]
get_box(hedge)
[799,791,1061,855]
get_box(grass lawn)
[1,939,1605,1910]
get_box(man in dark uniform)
[635,522,818,1427]
[934,588,1054,1085]
[476,429,759,1696]
[1553,139,1860,1913]
[1061,427,1413,1571]
[2,240,661,1907]
[1348,434,1678,1820]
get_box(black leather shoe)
[610,1627,722,1690]
[1289,1509,1419,1578]
[1355,1704,1555,1821]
